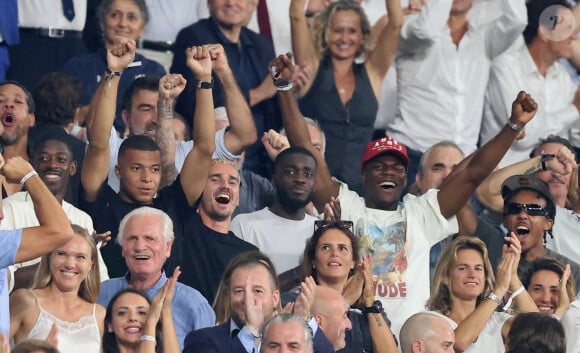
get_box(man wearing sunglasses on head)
[476,174,580,290]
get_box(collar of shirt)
[124,270,167,297]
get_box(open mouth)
[2,114,14,127]
[516,226,530,235]
[133,254,150,260]
[215,193,231,204]
[379,181,396,190]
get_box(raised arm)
[210,44,257,155]
[290,0,320,97]
[0,157,74,263]
[438,91,538,219]
[179,46,216,206]
[475,146,576,213]
[484,0,527,59]
[273,55,340,211]
[453,250,514,352]
[365,0,403,96]
[156,73,186,188]
[140,267,182,353]
[398,0,453,53]
[82,38,136,201]
[360,255,398,353]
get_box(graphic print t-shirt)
[337,182,458,337]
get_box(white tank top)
[25,290,101,353]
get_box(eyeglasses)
[505,203,549,217]
[314,220,354,233]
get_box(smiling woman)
[427,236,539,353]
[9,225,105,353]
[62,0,166,133]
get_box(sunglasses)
[314,220,354,233]
[505,203,549,217]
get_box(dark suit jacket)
[183,322,247,353]
[183,320,336,353]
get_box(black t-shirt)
[79,176,191,278]
[176,211,258,304]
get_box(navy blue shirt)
[171,18,280,177]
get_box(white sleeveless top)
[26,290,101,353]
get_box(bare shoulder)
[95,303,106,319]
[9,288,36,309]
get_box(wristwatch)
[196,79,213,89]
[507,119,524,132]
[484,292,503,306]
[363,300,383,314]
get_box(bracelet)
[19,170,38,185]
[140,335,156,343]
[273,75,293,92]
[104,68,122,87]
[276,82,293,92]
[502,285,526,311]
[540,152,556,171]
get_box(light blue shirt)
[0,229,22,336]
[97,271,216,350]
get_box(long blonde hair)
[427,237,494,316]
[33,224,101,303]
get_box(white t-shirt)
[337,183,458,337]
[444,311,511,353]
[230,208,316,274]
[1,191,109,285]
[546,207,580,265]
[562,300,580,353]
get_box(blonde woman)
[10,225,104,353]
[427,235,538,353]
[289,0,403,189]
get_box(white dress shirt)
[387,0,526,154]
[18,0,86,31]
[142,0,208,42]
[481,38,579,166]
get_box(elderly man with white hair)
[96,207,215,350]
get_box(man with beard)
[230,147,317,277]
[177,158,258,303]
[0,81,35,196]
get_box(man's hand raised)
[207,44,231,74]
[159,74,187,101]
[107,37,136,73]
[510,91,538,126]
[186,46,213,82]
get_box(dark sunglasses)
[505,203,548,217]
[314,220,354,233]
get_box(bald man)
[400,312,455,353]
[311,286,352,351]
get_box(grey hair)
[280,117,326,154]
[96,0,150,28]
[260,313,313,352]
[117,207,174,244]
[417,140,463,175]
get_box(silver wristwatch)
[484,292,503,306]
[507,119,524,132]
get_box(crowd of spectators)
[1,0,580,352]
